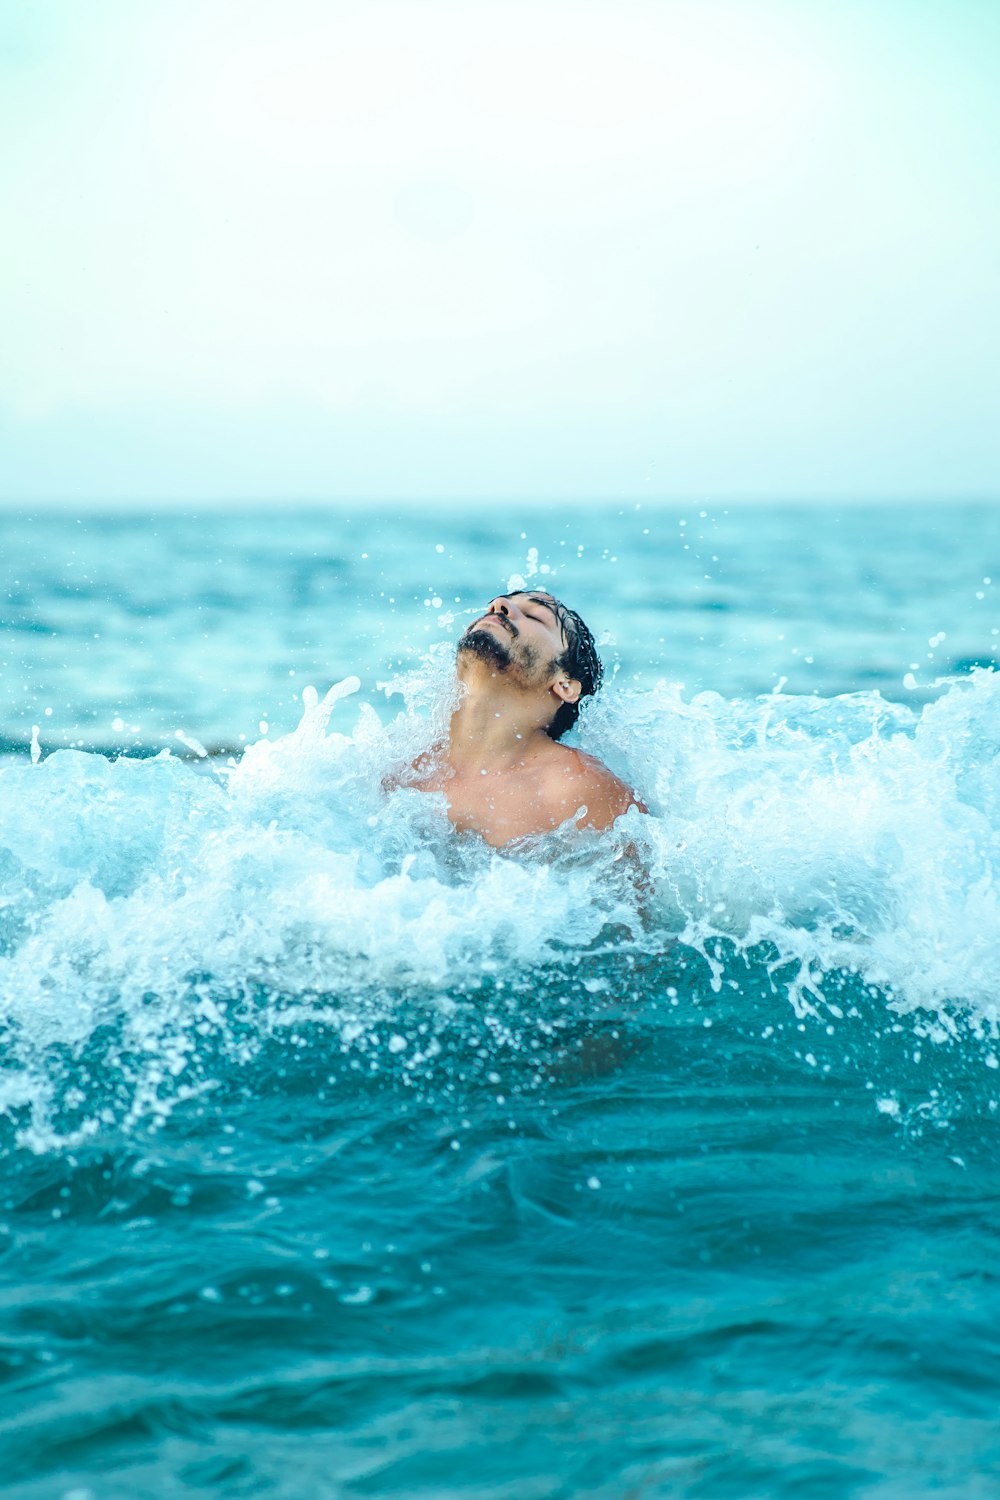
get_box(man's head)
[457,590,603,740]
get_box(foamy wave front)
[585,667,1000,1025]
[2,665,999,1148]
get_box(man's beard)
[458,626,514,671]
[458,626,547,684]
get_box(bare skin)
[406,590,645,848]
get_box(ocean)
[2,501,999,1498]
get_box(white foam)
[2,665,1000,1145]
[589,669,1000,1021]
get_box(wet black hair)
[509,591,603,741]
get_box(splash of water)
[2,663,999,1149]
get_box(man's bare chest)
[412,762,582,846]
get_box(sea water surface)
[2,502,1000,1498]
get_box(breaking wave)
[3,656,1000,1150]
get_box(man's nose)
[487,597,512,618]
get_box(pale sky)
[1,0,998,505]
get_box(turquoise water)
[2,503,1000,1498]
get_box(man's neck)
[447,669,553,772]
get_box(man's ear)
[552,676,581,706]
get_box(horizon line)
[2,492,998,514]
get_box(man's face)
[458,591,567,685]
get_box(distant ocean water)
[2,501,1000,1499]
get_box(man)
[409,589,646,847]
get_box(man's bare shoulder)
[538,744,647,830]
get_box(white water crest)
[584,666,1000,1027]
[2,662,1000,1148]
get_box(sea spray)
[2,667,1000,1153]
